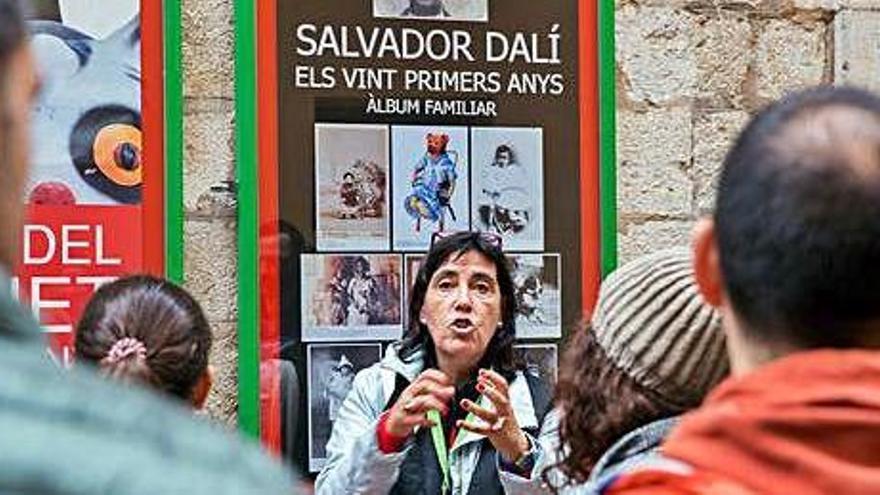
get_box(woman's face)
[420,250,502,372]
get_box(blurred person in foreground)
[316,231,554,494]
[0,1,297,492]
[606,87,880,494]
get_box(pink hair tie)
[104,337,148,365]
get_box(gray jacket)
[506,413,678,495]
[0,272,299,494]
[315,344,555,495]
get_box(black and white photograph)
[308,343,384,472]
[315,123,390,251]
[392,126,470,251]
[471,127,544,251]
[514,344,558,385]
[301,254,403,341]
[510,253,561,339]
[372,0,489,22]
[403,254,425,307]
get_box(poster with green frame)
[235,0,617,471]
[18,0,184,362]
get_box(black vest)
[386,372,552,495]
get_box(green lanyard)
[426,409,451,494]
[426,408,479,495]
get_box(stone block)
[184,218,239,323]
[693,111,750,213]
[183,0,235,98]
[618,107,693,216]
[618,220,696,264]
[617,6,698,104]
[694,14,752,107]
[837,0,880,9]
[204,321,238,426]
[619,163,693,216]
[792,0,840,10]
[618,107,692,166]
[835,11,880,92]
[755,20,826,101]
[184,103,235,214]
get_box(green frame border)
[165,0,185,282]
[599,0,617,276]
[233,1,618,438]
[234,0,261,439]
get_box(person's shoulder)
[600,464,757,495]
[0,343,298,494]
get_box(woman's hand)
[457,369,530,463]
[385,369,456,439]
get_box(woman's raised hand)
[457,369,530,463]
[384,369,456,439]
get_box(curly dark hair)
[543,327,691,491]
[398,231,519,380]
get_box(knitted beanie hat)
[591,247,729,408]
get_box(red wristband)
[376,410,409,454]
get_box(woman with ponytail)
[75,275,214,408]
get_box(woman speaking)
[316,231,553,494]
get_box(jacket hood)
[662,350,880,495]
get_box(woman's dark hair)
[75,275,213,402]
[543,327,685,491]
[398,232,519,379]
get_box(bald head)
[715,87,880,349]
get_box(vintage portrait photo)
[308,343,383,472]
[471,127,544,251]
[511,254,561,339]
[514,344,558,385]
[315,123,390,251]
[301,254,403,341]
[392,125,470,251]
[372,0,489,22]
[403,254,425,306]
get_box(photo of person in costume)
[315,123,390,251]
[472,127,544,251]
[372,0,488,22]
[392,126,470,251]
[514,344,558,385]
[323,354,356,422]
[301,254,403,341]
[510,253,562,339]
[308,343,383,472]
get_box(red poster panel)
[248,0,602,473]
[21,1,165,365]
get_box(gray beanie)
[591,247,729,408]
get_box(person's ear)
[692,218,724,307]
[191,366,214,410]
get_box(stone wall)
[182,0,238,424]
[617,0,880,262]
[180,0,880,423]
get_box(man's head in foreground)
[694,86,880,374]
[0,0,39,270]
